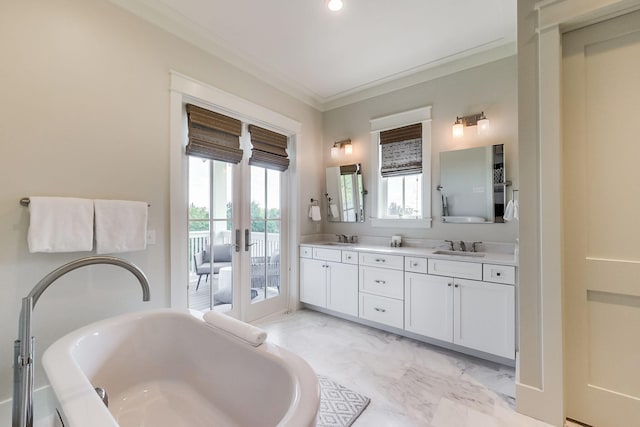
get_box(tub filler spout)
[12,256,150,427]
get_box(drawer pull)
[375,258,386,263]
[496,272,502,276]
[374,280,387,285]
[454,284,459,288]
[412,262,418,267]
[448,283,452,287]
[374,307,387,313]
[347,256,352,260]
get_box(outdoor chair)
[193,251,211,291]
[194,244,233,291]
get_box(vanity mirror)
[325,163,366,222]
[438,144,507,224]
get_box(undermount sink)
[320,242,353,246]
[433,250,485,258]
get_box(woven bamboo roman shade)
[248,125,289,172]
[379,123,422,177]
[185,104,243,164]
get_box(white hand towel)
[203,310,267,347]
[503,199,514,222]
[309,205,321,222]
[329,204,339,218]
[27,197,94,253]
[513,200,519,220]
[94,199,148,254]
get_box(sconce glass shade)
[452,121,464,138]
[330,146,339,158]
[344,142,353,155]
[477,113,490,136]
[327,0,343,11]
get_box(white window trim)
[369,106,432,229]
[169,70,302,311]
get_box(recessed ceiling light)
[327,0,343,12]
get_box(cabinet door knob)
[454,284,459,288]
[374,307,387,313]
[448,283,452,287]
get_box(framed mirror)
[326,163,365,222]
[438,144,506,223]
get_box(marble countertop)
[300,241,518,266]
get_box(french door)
[187,129,288,322]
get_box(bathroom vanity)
[299,242,516,365]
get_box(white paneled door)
[563,10,640,426]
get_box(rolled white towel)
[203,310,267,347]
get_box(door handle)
[234,229,241,253]
[244,229,257,252]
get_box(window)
[369,106,432,228]
[384,174,422,218]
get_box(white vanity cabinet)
[405,258,516,360]
[299,246,358,317]
[453,278,514,359]
[358,252,405,329]
[300,243,517,364]
[405,272,453,341]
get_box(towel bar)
[20,197,150,207]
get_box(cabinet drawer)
[359,293,404,329]
[359,252,404,270]
[428,258,482,280]
[312,247,342,262]
[342,250,359,265]
[405,257,428,274]
[483,264,516,285]
[300,246,313,258]
[359,266,404,299]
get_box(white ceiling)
[112,0,517,110]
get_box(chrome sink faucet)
[471,241,483,252]
[458,241,467,252]
[336,234,348,243]
[12,256,150,427]
[444,240,454,250]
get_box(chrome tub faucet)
[12,256,150,427]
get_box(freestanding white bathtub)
[42,309,319,427]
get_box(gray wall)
[321,56,518,244]
[0,0,322,401]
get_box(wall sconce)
[331,139,352,158]
[452,112,490,138]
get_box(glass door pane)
[249,166,281,304]
[188,158,235,312]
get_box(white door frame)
[519,1,640,425]
[169,71,302,321]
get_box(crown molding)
[110,0,516,112]
[321,42,516,111]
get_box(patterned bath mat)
[317,375,371,427]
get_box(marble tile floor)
[257,309,553,427]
